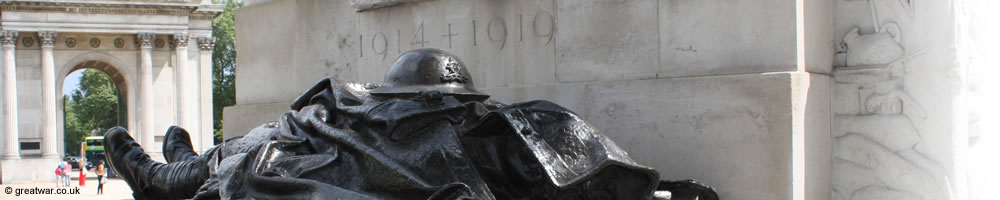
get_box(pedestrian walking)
[96,160,106,195]
[79,158,86,186]
[55,162,65,187]
[62,160,71,187]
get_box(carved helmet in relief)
[369,48,489,101]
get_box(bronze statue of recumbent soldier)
[103,48,719,200]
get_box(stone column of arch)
[39,31,59,159]
[2,30,19,160]
[172,33,197,141]
[136,33,156,150]
[197,37,215,151]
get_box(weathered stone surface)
[833,83,861,115]
[803,73,833,200]
[1,158,61,184]
[843,28,904,67]
[802,0,835,74]
[580,73,794,200]
[852,185,921,200]
[833,66,894,84]
[234,0,300,105]
[222,102,289,140]
[294,0,362,84]
[466,0,558,88]
[236,0,359,105]
[833,115,919,151]
[556,0,658,82]
[479,82,587,113]
[833,134,946,200]
[832,158,879,200]
[864,90,925,120]
[659,0,797,78]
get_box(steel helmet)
[370,48,489,101]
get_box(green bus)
[83,136,105,170]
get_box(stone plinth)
[221,102,289,140]
[229,0,833,199]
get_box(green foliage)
[212,0,241,144]
[64,69,122,156]
[63,96,84,157]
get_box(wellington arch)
[0,0,221,183]
[56,53,133,161]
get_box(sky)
[62,69,84,97]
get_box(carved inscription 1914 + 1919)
[358,11,555,60]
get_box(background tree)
[64,69,121,156]
[63,96,85,156]
[212,0,241,143]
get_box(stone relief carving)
[65,37,77,48]
[838,0,912,67]
[154,39,165,48]
[842,26,903,66]
[197,37,215,51]
[833,64,945,200]
[350,0,430,11]
[135,33,155,48]
[1,31,19,46]
[864,89,926,119]
[89,38,101,48]
[114,37,125,48]
[170,33,189,48]
[21,36,33,47]
[833,1,948,200]
[867,0,914,29]
[38,32,57,47]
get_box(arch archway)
[67,61,129,100]
[57,52,134,91]
[55,55,135,158]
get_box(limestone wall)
[230,0,834,199]
[233,0,821,104]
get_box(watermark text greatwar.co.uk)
[4,186,81,196]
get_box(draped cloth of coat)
[184,77,662,199]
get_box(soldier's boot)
[104,126,210,200]
[163,126,199,163]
